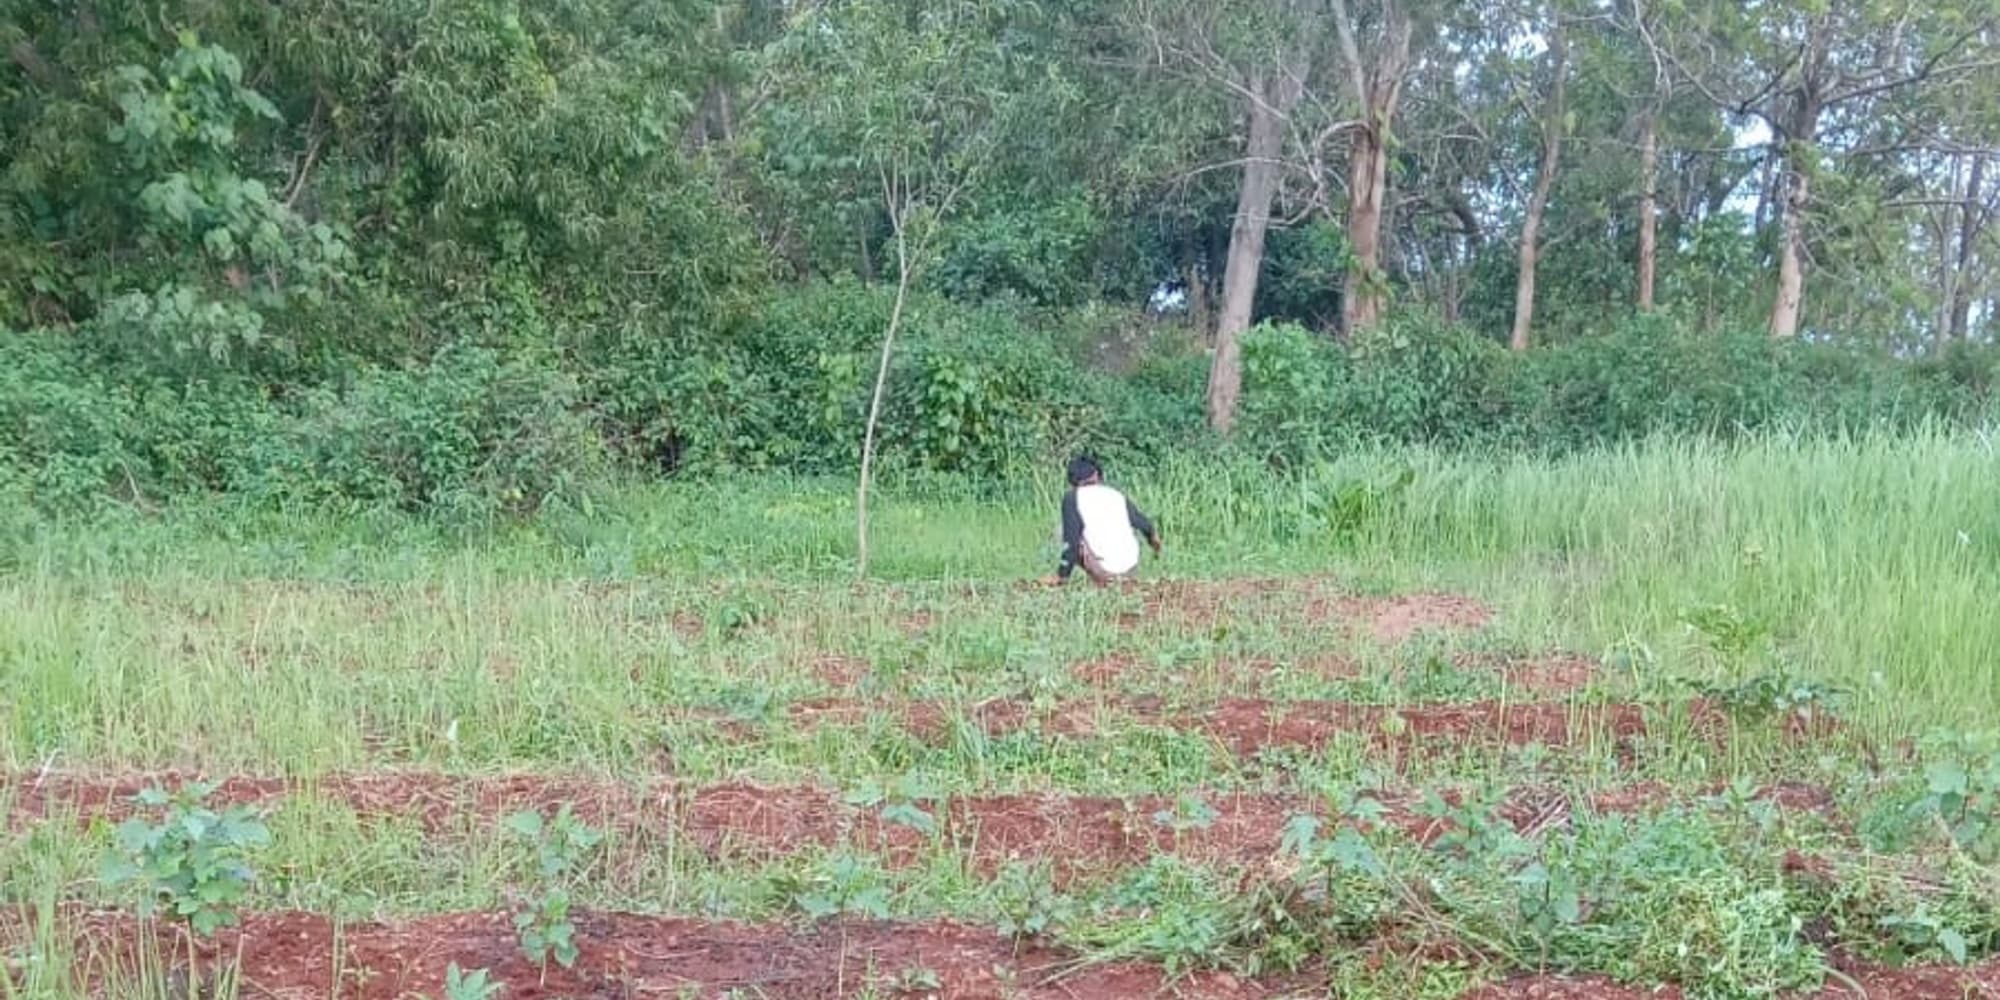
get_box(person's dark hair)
[1067,455,1101,486]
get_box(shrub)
[270,347,603,518]
[0,334,144,511]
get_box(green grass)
[4,430,2000,996]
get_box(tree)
[1128,0,1323,433]
[1647,0,2000,338]
[755,0,1049,572]
[1510,14,1570,351]
[1330,0,1424,334]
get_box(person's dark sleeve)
[1126,498,1158,543]
[1057,489,1083,580]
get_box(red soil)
[20,909,2000,1000]
[1064,652,1593,696]
[4,772,1828,884]
[767,696,1670,756]
[25,910,1285,1000]
[0,771,650,831]
[1114,580,1495,642]
[1327,593,1496,642]
[1452,653,1602,695]
[1067,653,1363,690]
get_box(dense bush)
[667,279,1122,478]
[270,347,603,518]
[8,296,2000,517]
[1237,314,2000,463]
[0,332,602,517]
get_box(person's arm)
[1126,497,1162,553]
[1055,489,1084,581]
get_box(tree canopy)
[4,0,1999,510]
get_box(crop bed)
[6,576,1997,999]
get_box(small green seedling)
[1152,792,1217,833]
[890,965,942,994]
[792,853,892,921]
[100,781,271,938]
[844,772,941,835]
[1686,671,1846,724]
[1679,602,1771,659]
[443,963,503,1000]
[505,805,602,972]
[987,861,1075,941]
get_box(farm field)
[5,436,2000,999]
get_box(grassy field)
[4,432,2000,998]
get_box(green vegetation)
[6,0,2000,996]
[2,433,1999,995]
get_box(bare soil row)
[12,908,1997,1000]
[4,771,1832,881]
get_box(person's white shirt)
[1075,483,1142,575]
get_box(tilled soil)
[3,772,1832,882]
[1109,581,1494,641]
[16,909,2000,1000]
[24,910,1289,1000]
[1061,652,1599,695]
[768,696,1680,756]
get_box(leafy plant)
[1679,603,1773,659]
[1878,905,1972,965]
[100,781,271,938]
[1067,857,1242,976]
[505,805,602,971]
[1686,671,1846,724]
[1907,730,2000,862]
[887,964,943,994]
[791,853,893,921]
[443,963,503,1000]
[1152,792,1218,833]
[986,861,1076,941]
[844,772,942,835]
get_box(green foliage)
[789,852,894,922]
[1903,730,2000,864]
[278,347,604,518]
[844,772,942,835]
[506,805,602,970]
[986,861,1076,940]
[1684,672,1846,725]
[442,964,502,1000]
[4,0,2000,515]
[936,191,1103,307]
[99,782,272,938]
[1066,856,1245,976]
[94,33,349,368]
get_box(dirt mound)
[27,908,2000,1000]
[8,771,1829,884]
[1327,593,1495,642]
[1067,653,1362,690]
[1109,579,1494,641]
[1452,653,1601,694]
[759,696,1668,757]
[32,910,1283,1000]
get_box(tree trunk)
[1769,156,1809,339]
[1510,23,1566,353]
[1768,19,1831,340]
[1343,128,1392,334]
[1637,114,1659,312]
[1207,71,1301,434]
[1948,154,1986,341]
[855,215,913,579]
[1333,0,1412,337]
